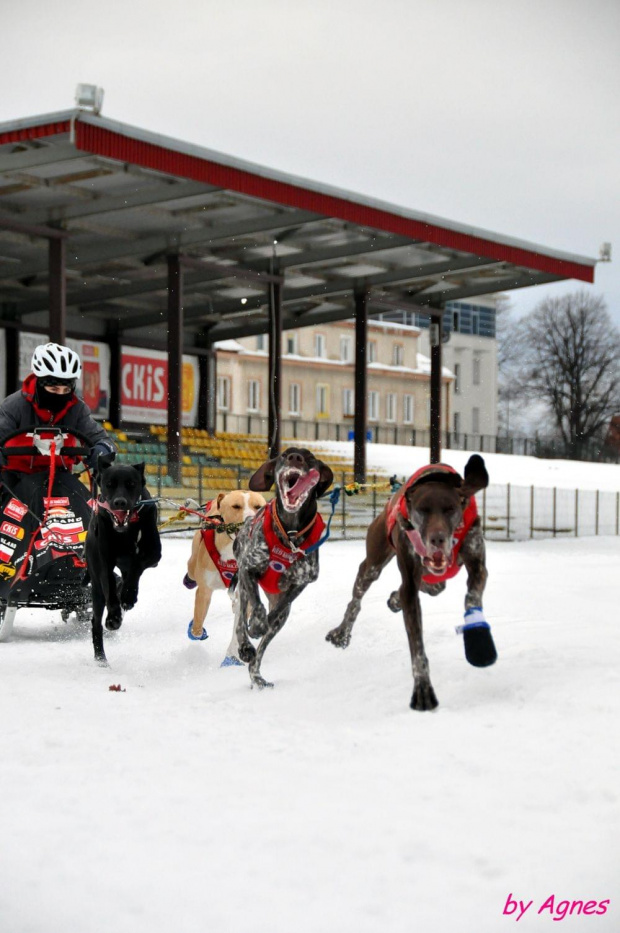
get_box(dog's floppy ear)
[460,454,488,499]
[249,457,279,492]
[315,460,334,499]
[132,461,145,480]
[216,492,226,508]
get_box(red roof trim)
[0,119,71,146]
[0,118,595,284]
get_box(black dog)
[233,447,333,688]
[85,454,161,664]
[326,455,496,711]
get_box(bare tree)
[517,291,620,456]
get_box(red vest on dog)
[253,500,325,595]
[200,528,237,588]
[386,464,478,585]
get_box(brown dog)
[184,489,266,663]
[326,455,496,711]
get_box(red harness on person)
[252,499,325,595]
[386,463,478,585]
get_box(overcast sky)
[2,0,619,326]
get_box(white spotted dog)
[326,455,496,711]
[183,489,266,665]
[233,447,334,689]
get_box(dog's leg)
[459,523,497,667]
[460,523,488,609]
[247,591,299,689]
[395,543,438,711]
[235,574,258,665]
[223,585,243,663]
[90,573,108,664]
[190,584,212,639]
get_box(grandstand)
[101,425,382,533]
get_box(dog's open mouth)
[422,551,449,575]
[278,467,320,511]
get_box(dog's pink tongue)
[287,468,320,500]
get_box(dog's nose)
[113,497,128,510]
[286,451,305,467]
[429,530,448,550]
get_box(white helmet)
[31,343,82,380]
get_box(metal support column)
[48,238,67,345]
[429,310,443,464]
[107,321,122,427]
[353,289,368,483]
[268,272,282,459]
[197,329,217,436]
[167,254,183,482]
[5,324,19,396]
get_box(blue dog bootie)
[187,621,208,641]
[220,656,243,667]
[456,607,497,668]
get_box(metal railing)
[136,460,620,542]
[212,413,619,464]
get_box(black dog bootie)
[456,608,498,667]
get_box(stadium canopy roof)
[0,109,596,346]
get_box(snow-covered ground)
[1,535,618,933]
[308,440,620,492]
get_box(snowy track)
[1,537,618,933]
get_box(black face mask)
[35,379,75,413]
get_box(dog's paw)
[410,682,439,712]
[105,608,123,631]
[247,605,268,638]
[326,626,351,649]
[250,674,274,690]
[238,642,256,663]
[387,591,401,613]
[120,587,138,612]
[463,626,498,667]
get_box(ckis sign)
[120,346,198,425]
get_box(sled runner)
[0,426,95,642]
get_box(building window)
[248,380,260,412]
[217,376,230,411]
[256,334,266,351]
[289,382,300,415]
[392,344,404,366]
[452,309,460,332]
[315,333,326,358]
[473,356,481,386]
[386,393,396,422]
[367,340,377,363]
[471,311,480,336]
[286,333,297,355]
[343,388,354,417]
[454,363,461,395]
[472,407,480,434]
[316,384,329,418]
[454,411,461,435]
[403,394,414,424]
[368,390,379,421]
[340,335,352,362]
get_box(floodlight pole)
[353,288,369,483]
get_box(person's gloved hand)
[86,440,116,470]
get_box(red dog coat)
[386,464,478,585]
